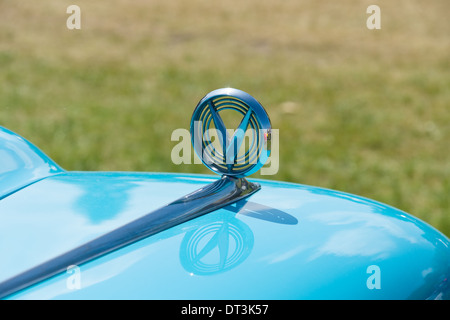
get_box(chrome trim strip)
[0,176,260,299]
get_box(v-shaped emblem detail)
[191,88,272,177]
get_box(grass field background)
[0,0,449,236]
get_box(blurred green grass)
[0,0,449,236]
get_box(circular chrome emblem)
[190,88,271,177]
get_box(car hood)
[1,171,449,299]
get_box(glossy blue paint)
[0,126,64,200]
[0,126,449,299]
[1,172,449,299]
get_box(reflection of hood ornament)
[178,201,297,276]
[191,88,271,178]
[180,216,254,276]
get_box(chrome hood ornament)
[0,88,271,298]
[191,88,272,178]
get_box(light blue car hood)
[1,125,449,299]
[1,171,449,300]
